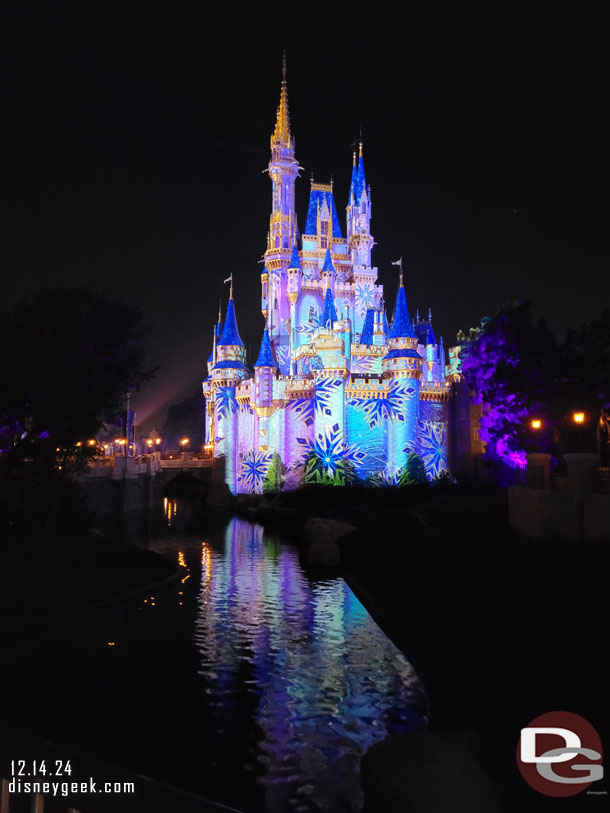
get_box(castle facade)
[203,68,454,493]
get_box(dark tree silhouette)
[0,286,155,532]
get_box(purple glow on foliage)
[496,436,527,468]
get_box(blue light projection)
[286,397,315,427]
[297,423,366,480]
[417,420,449,479]
[348,383,416,429]
[238,450,274,492]
[313,377,343,417]
[215,387,238,420]
[354,282,377,318]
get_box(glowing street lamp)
[180,437,190,447]
[155,438,161,445]
[146,439,154,449]
[573,412,585,424]
[530,419,542,430]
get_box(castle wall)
[419,399,451,479]
[345,402,385,481]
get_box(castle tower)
[212,292,248,492]
[347,143,375,272]
[286,245,302,374]
[264,58,300,373]
[253,328,277,452]
[382,283,423,478]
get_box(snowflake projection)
[286,397,315,427]
[237,450,273,493]
[296,315,320,339]
[350,355,376,375]
[417,420,449,479]
[314,377,343,417]
[348,383,415,429]
[354,282,377,318]
[296,423,366,480]
[295,304,321,338]
[277,345,291,374]
[215,387,238,420]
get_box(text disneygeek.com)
[8,778,135,798]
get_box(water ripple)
[189,519,426,812]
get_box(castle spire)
[321,247,335,275]
[360,308,375,344]
[322,286,338,328]
[288,244,302,270]
[390,284,418,340]
[353,139,367,203]
[349,146,358,201]
[254,328,276,368]
[218,296,244,347]
[272,53,291,148]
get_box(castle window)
[320,220,329,249]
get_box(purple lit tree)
[459,301,558,468]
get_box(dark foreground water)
[5,500,427,812]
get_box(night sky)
[2,3,608,432]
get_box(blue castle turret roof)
[305,187,342,238]
[390,286,418,340]
[254,329,276,368]
[383,348,421,360]
[213,359,249,371]
[217,297,244,347]
[321,286,338,327]
[360,308,375,344]
[288,244,302,270]
[349,156,358,201]
[321,248,334,274]
[354,153,366,202]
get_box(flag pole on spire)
[223,273,233,299]
[391,257,404,287]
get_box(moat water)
[7,500,427,812]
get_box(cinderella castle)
[203,65,456,494]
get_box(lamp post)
[180,437,189,461]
